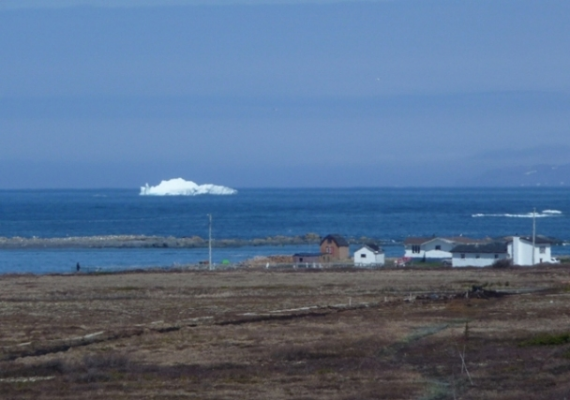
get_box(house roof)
[320,234,349,247]
[502,235,559,245]
[364,243,381,252]
[447,236,489,244]
[404,237,430,245]
[357,243,383,253]
[404,236,483,246]
[451,242,508,254]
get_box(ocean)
[0,187,568,274]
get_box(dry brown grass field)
[1,266,570,399]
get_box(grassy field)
[1,266,570,399]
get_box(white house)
[354,244,385,267]
[506,236,558,266]
[404,236,482,260]
[451,236,558,267]
[450,242,510,267]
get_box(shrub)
[65,353,131,383]
[520,333,570,347]
[491,259,512,269]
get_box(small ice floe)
[472,209,563,218]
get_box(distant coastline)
[0,232,566,250]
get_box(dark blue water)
[0,188,568,273]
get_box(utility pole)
[207,214,212,270]
[532,208,536,265]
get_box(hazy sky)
[1,0,569,188]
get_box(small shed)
[353,243,385,267]
[292,253,322,264]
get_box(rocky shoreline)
[0,233,381,249]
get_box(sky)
[1,0,569,188]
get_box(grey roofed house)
[354,242,385,266]
[450,241,511,267]
[403,235,487,260]
[450,242,509,254]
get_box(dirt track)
[1,266,570,399]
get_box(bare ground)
[1,266,570,399]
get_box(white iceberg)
[139,178,237,196]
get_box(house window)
[461,254,465,259]
[435,245,441,250]
[539,246,546,254]
[326,246,331,254]
[360,254,367,258]
[412,245,420,253]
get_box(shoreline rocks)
[0,233,385,250]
